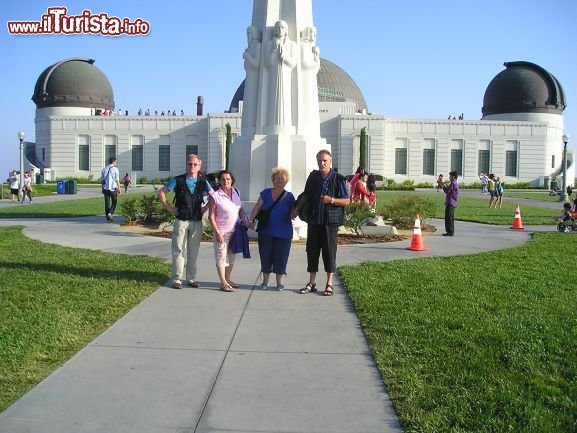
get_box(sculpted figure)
[300,26,321,134]
[242,25,261,130]
[265,20,296,129]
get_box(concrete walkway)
[0,190,558,433]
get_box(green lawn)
[374,191,559,225]
[504,191,569,202]
[0,191,155,218]
[0,226,170,411]
[340,232,577,432]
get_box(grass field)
[340,232,577,432]
[0,226,170,412]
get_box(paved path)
[0,190,558,433]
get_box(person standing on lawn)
[158,154,213,290]
[442,171,459,237]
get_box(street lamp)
[18,131,25,192]
[559,134,570,202]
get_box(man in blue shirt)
[158,154,213,289]
[101,157,121,222]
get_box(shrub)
[140,194,162,221]
[137,176,148,185]
[383,195,438,229]
[344,201,374,235]
[120,197,142,223]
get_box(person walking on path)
[122,173,132,193]
[158,154,213,290]
[101,157,121,221]
[442,171,459,236]
[20,171,33,204]
[248,167,296,290]
[292,149,349,296]
[208,170,247,292]
[436,173,444,192]
[9,170,20,202]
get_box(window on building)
[552,155,555,169]
[159,145,170,171]
[131,135,144,171]
[41,148,45,162]
[104,135,117,165]
[395,148,407,175]
[186,144,198,158]
[478,150,490,174]
[422,149,435,175]
[78,135,89,171]
[506,151,518,177]
[450,149,463,175]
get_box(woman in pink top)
[208,170,247,292]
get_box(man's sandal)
[299,282,317,294]
[323,284,334,296]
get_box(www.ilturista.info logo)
[7,7,150,36]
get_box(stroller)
[557,203,577,233]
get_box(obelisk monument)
[229,0,327,201]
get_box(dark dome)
[32,58,114,110]
[482,61,566,116]
[229,57,367,113]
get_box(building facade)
[28,58,573,190]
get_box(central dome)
[229,58,367,113]
[32,58,115,110]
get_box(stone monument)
[229,0,327,201]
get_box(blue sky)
[1,0,576,179]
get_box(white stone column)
[230,0,328,203]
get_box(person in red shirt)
[351,173,376,206]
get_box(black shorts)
[10,188,19,195]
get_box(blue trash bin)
[57,180,66,194]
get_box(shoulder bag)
[255,190,286,232]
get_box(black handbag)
[296,191,313,223]
[255,190,285,232]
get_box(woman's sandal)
[220,283,235,292]
[299,282,317,294]
[323,284,334,296]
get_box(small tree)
[344,201,373,235]
[225,123,232,170]
[359,127,367,169]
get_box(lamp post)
[18,131,25,192]
[559,134,570,202]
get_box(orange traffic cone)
[511,203,524,230]
[407,214,428,251]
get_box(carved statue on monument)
[300,26,321,135]
[242,25,261,131]
[265,20,296,130]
